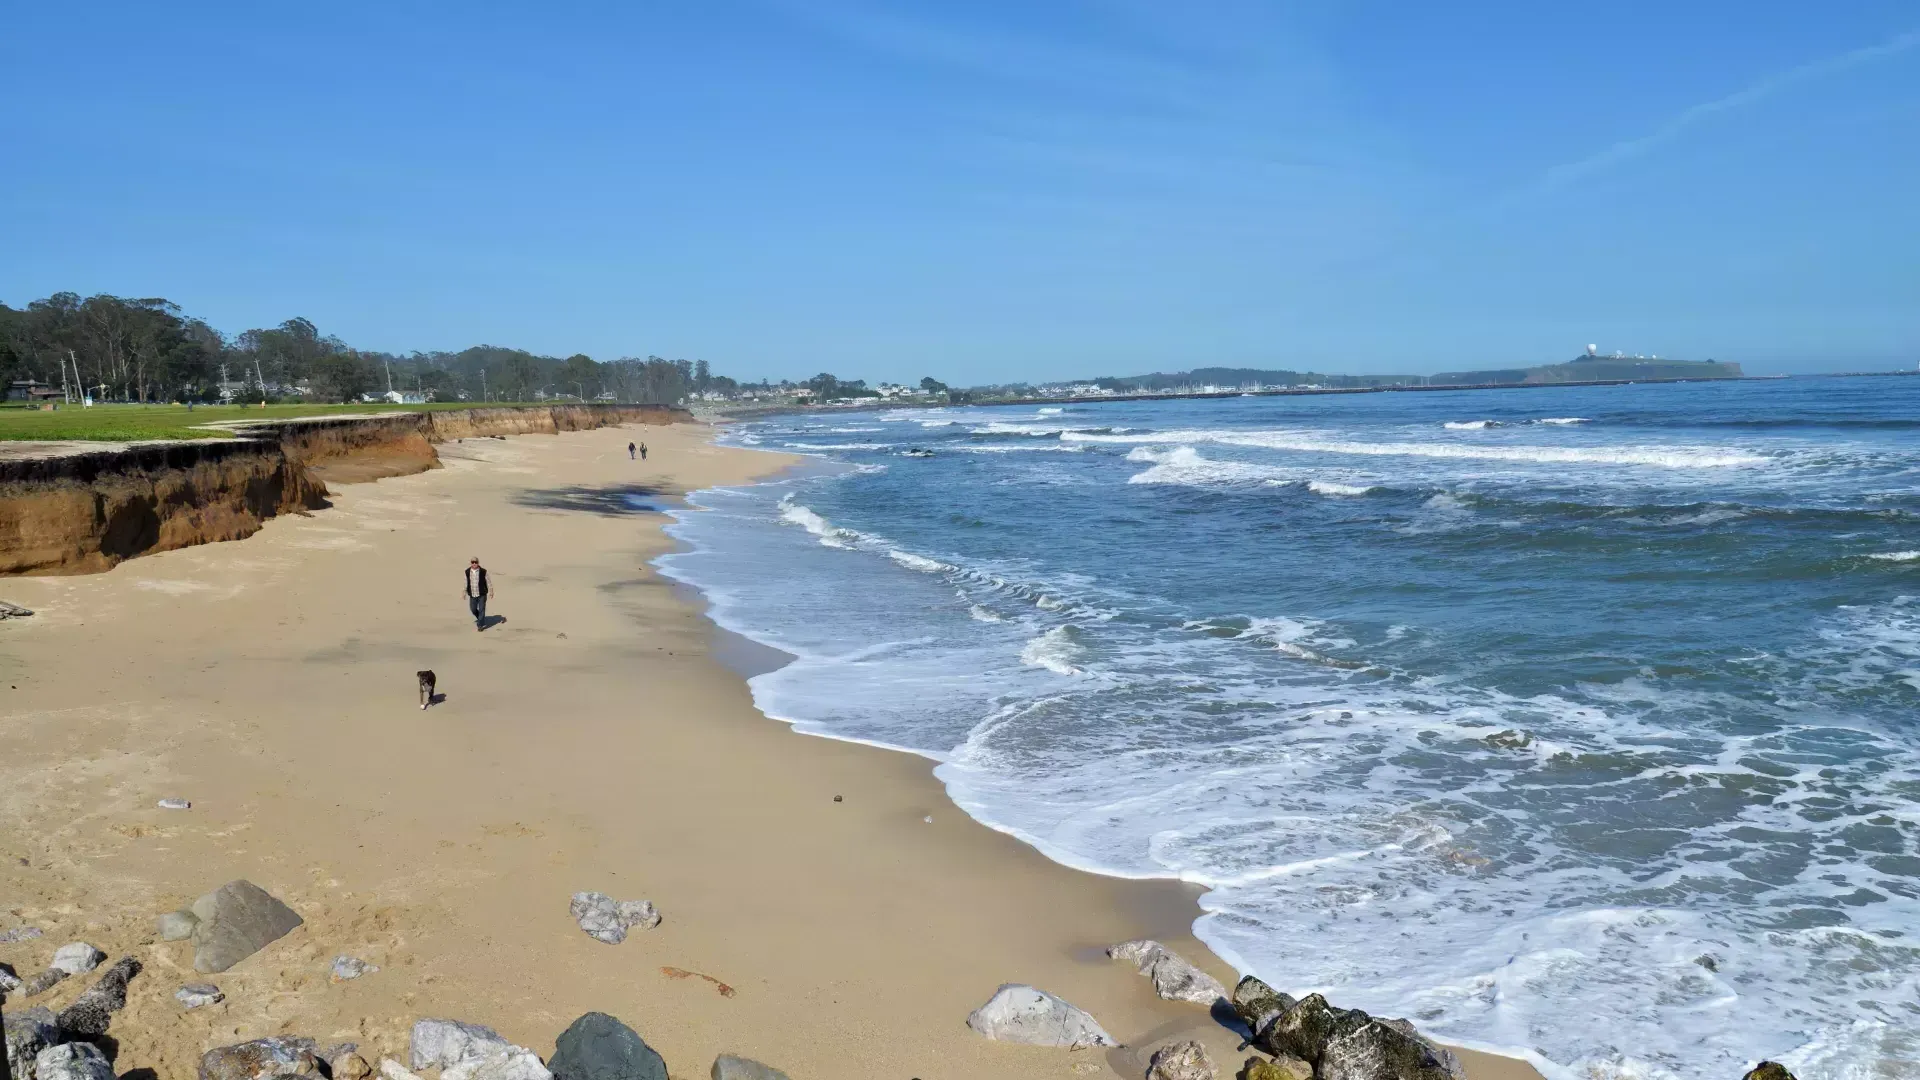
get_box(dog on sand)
[417,669,436,710]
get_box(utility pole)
[219,363,230,403]
[62,349,75,403]
[385,359,394,395]
[254,359,266,403]
[481,370,488,402]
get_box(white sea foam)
[1037,407,1063,415]
[1536,417,1592,425]
[1068,428,1767,468]
[969,604,1005,622]
[1126,446,1295,486]
[889,549,950,573]
[1443,420,1499,430]
[1868,551,1920,562]
[781,441,889,450]
[777,497,858,549]
[1308,480,1375,497]
[1019,625,1084,675]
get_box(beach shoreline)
[0,421,1542,1080]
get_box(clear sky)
[3,2,1916,383]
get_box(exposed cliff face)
[0,404,688,575]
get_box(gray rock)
[55,956,141,1037]
[6,1006,61,1080]
[21,969,67,997]
[0,601,33,619]
[1147,1041,1215,1080]
[159,909,200,941]
[190,880,304,974]
[548,1012,667,1080]
[330,1053,372,1080]
[176,984,224,1010]
[444,1048,550,1080]
[33,1042,112,1080]
[1231,976,1295,1044]
[158,798,192,810]
[1107,940,1227,1006]
[198,1036,320,1080]
[965,984,1115,1049]
[0,928,44,945]
[0,961,20,995]
[329,956,377,982]
[410,1020,509,1072]
[709,1056,790,1080]
[567,893,658,945]
[48,945,103,977]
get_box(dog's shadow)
[427,692,448,707]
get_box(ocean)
[657,376,1920,1080]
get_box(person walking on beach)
[464,557,493,631]
[639,442,648,461]
[628,441,636,460]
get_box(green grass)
[0,401,549,442]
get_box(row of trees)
[0,292,736,406]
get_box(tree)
[920,376,948,395]
[561,353,599,400]
[806,372,840,401]
[310,351,378,402]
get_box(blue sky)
[3,2,1915,383]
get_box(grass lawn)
[0,402,547,442]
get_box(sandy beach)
[0,422,1541,1080]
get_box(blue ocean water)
[658,377,1920,1080]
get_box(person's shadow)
[478,615,508,632]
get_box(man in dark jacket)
[464,557,493,631]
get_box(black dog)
[417,669,436,710]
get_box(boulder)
[331,1054,373,1080]
[710,1055,790,1080]
[198,1037,319,1080]
[1147,1041,1215,1080]
[410,1020,509,1072]
[54,956,141,1037]
[567,893,659,945]
[330,956,378,982]
[21,970,67,998]
[6,1006,61,1080]
[0,961,20,995]
[176,984,224,1010]
[965,984,1116,1049]
[548,1012,667,1080]
[1239,1056,1312,1080]
[1107,940,1227,1006]
[443,1048,550,1080]
[48,945,103,978]
[1744,1066,1796,1080]
[33,1043,113,1080]
[158,910,200,941]
[190,880,304,974]
[1257,994,1462,1080]
[1231,976,1295,1043]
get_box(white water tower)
[1586,344,1599,357]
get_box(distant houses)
[6,379,63,403]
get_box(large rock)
[1258,994,1461,1080]
[410,1020,509,1072]
[6,1006,61,1080]
[548,1012,667,1080]
[443,1048,550,1080]
[1147,1041,1215,1080]
[0,961,20,996]
[331,1054,373,1080]
[1231,976,1296,1043]
[1744,1066,1796,1080]
[710,1055,789,1080]
[190,881,304,974]
[965,984,1115,1049]
[48,946,103,978]
[1108,940,1227,1006]
[20,970,67,998]
[567,893,659,945]
[54,957,141,1037]
[198,1037,319,1080]
[33,1043,113,1080]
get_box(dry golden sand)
[0,423,1542,1080]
